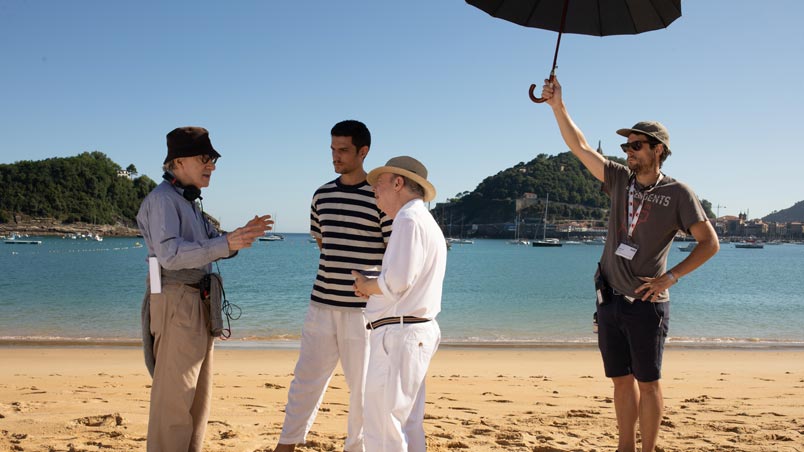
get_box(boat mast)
[543,193,550,241]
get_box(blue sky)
[1,1,801,232]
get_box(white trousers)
[364,320,440,452]
[279,304,369,451]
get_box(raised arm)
[541,77,607,182]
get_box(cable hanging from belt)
[214,261,241,340]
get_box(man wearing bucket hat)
[137,126,272,451]
[540,79,719,452]
[352,156,447,452]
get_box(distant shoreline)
[3,337,802,350]
[0,220,140,237]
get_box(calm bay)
[1,233,802,348]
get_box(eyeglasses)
[198,154,218,165]
[620,140,651,152]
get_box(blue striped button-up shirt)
[137,181,231,271]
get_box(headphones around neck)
[163,172,202,202]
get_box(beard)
[627,157,643,172]
[627,153,658,175]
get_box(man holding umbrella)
[540,78,719,452]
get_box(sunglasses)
[620,140,652,152]
[198,154,218,165]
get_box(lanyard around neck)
[626,173,663,239]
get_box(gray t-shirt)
[600,161,709,302]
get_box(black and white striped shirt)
[310,178,392,309]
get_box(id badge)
[615,242,639,260]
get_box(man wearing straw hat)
[352,156,447,452]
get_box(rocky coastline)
[0,217,140,237]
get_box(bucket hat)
[164,126,221,164]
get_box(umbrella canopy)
[467,0,681,36]
[466,0,682,101]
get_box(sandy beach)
[0,346,801,452]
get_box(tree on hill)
[700,199,716,219]
[0,151,156,225]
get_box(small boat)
[678,242,696,252]
[448,238,474,245]
[5,235,42,245]
[508,214,528,245]
[259,214,285,241]
[258,233,285,242]
[735,241,764,249]
[532,238,562,247]
[583,237,606,245]
[532,194,562,248]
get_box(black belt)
[366,316,431,330]
[612,288,641,303]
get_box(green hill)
[434,152,715,238]
[763,201,804,223]
[0,151,156,226]
[435,152,613,227]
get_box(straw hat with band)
[367,156,436,202]
[616,121,671,151]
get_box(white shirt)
[365,199,447,322]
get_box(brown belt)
[366,316,431,330]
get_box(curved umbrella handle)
[529,73,555,104]
[529,84,547,103]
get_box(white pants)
[279,304,369,451]
[364,320,440,452]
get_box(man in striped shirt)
[274,120,392,452]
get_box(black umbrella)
[466,0,682,102]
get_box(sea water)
[1,234,802,347]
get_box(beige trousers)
[147,283,214,452]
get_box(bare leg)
[637,379,663,452]
[272,444,296,452]
[612,375,639,452]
